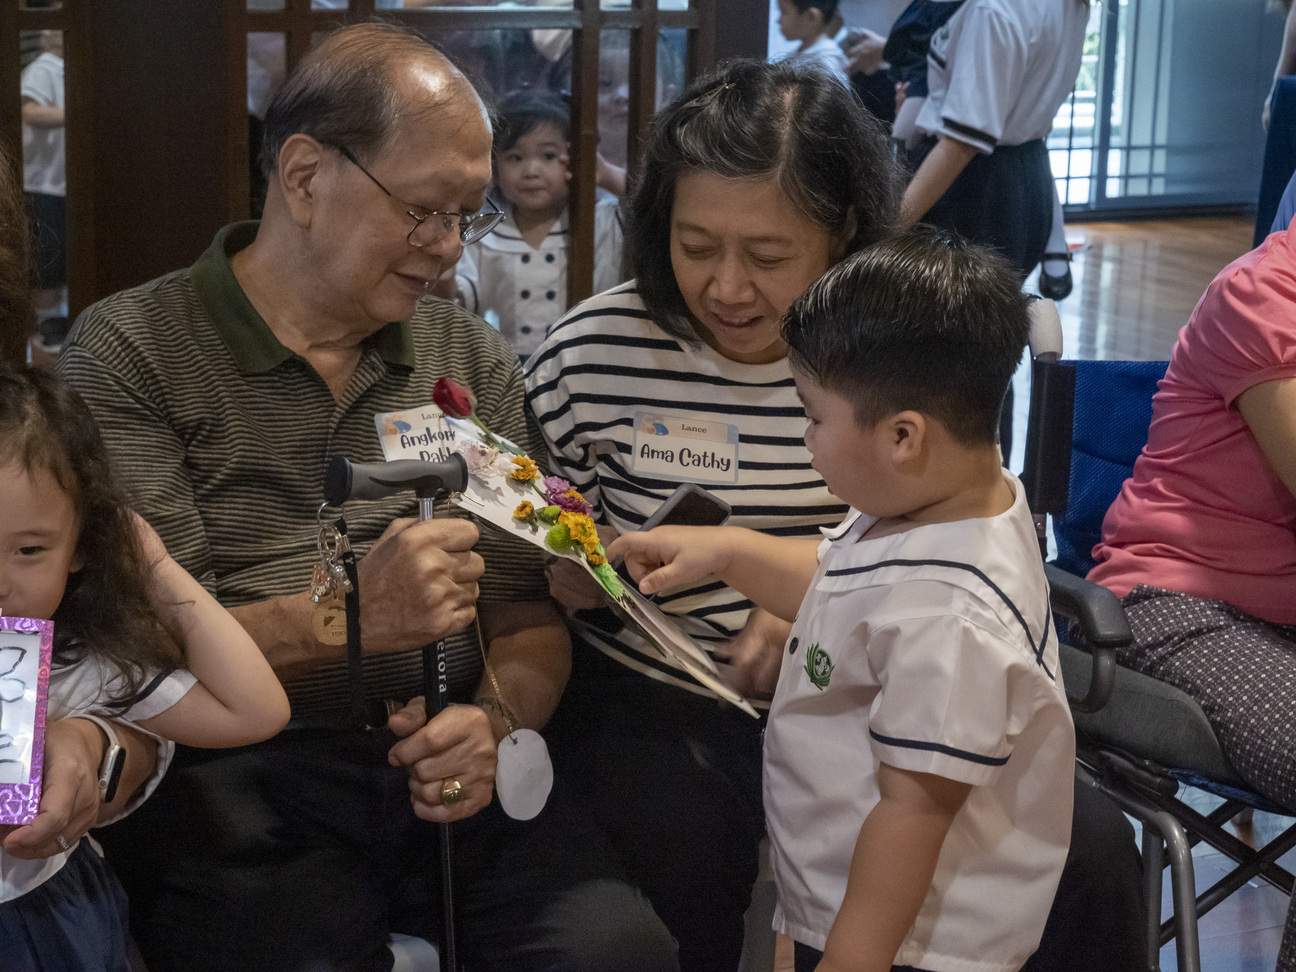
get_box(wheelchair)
[1022,352,1296,972]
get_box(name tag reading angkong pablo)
[630,411,740,485]
[374,405,458,463]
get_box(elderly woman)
[528,58,1143,972]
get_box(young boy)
[777,0,850,83]
[454,89,623,358]
[609,228,1074,972]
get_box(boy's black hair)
[790,0,841,18]
[492,88,570,154]
[782,227,1031,447]
[627,58,900,345]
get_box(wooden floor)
[1006,216,1257,467]
[772,217,1282,972]
[1039,217,1257,362]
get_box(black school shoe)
[1038,252,1073,301]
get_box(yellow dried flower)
[513,501,535,520]
[588,551,607,566]
[509,455,540,481]
[558,511,598,545]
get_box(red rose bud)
[433,376,477,419]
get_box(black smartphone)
[638,482,732,531]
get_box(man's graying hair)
[260,22,455,180]
[626,59,900,345]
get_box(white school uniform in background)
[914,0,1087,155]
[0,659,195,901]
[456,192,624,358]
[785,33,850,84]
[764,473,1073,969]
[21,52,65,197]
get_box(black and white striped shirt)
[525,283,845,694]
[59,222,550,718]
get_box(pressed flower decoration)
[438,375,622,598]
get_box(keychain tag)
[312,594,348,646]
[495,728,553,821]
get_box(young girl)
[454,88,624,359]
[0,365,290,972]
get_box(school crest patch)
[803,643,833,690]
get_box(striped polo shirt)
[524,283,846,695]
[58,222,550,717]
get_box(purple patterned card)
[0,617,52,826]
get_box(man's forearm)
[228,591,343,681]
[474,599,571,741]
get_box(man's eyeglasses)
[333,144,503,248]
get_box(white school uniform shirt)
[455,192,624,358]
[764,473,1074,970]
[784,34,851,84]
[915,0,1088,154]
[0,657,195,902]
[20,52,65,197]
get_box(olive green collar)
[191,222,415,375]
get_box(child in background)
[455,89,623,359]
[0,366,290,972]
[610,229,1073,972]
[776,0,849,83]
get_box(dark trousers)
[95,726,677,972]
[1256,77,1296,247]
[546,638,766,972]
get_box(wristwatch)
[73,714,125,803]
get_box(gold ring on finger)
[440,779,464,806]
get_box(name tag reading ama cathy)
[630,411,739,485]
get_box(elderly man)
[58,23,676,972]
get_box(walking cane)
[324,454,470,972]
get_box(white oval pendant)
[495,728,553,821]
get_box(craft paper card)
[443,418,757,717]
[0,617,52,824]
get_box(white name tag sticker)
[630,411,739,484]
[374,405,459,462]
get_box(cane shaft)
[417,496,456,971]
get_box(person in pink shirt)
[1090,221,1296,972]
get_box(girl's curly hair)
[0,365,182,709]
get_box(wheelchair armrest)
[1045,564,1133,714]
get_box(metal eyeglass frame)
[333,143,504,248]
